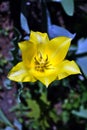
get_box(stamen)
[34,53,51,72]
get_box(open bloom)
[8,31,81,87]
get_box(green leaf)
[12,27,21,43]
[11,28,21,65]
[76,38,87,54]
[5,126,14,130]
[76,38,87,77]
[20,13,30,34]
[27,99,40,119]
[72,108,87,119]
[0,54,7,67]
[61,0,74,16]
[62,111,69,123]
[49,109,58,123]
[14,119,22,130]
[43,119,50,128]
[0,109,13,127]
[40,92,50,105]
[76,56,87,77]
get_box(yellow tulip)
[8,31,81,87]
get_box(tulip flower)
[8,31,81,87]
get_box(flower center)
[34,53,51,72]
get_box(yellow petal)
[46,37,72,65]
[8,62,36,82]
[37,75,56,87]
[18,41,37,68]
[30,30,49,44]
[31,67,58,87]
[57,60,81,80]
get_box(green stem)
[41,0,47,32]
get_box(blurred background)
[0,0,87,130]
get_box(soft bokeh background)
[0,0,87,130]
